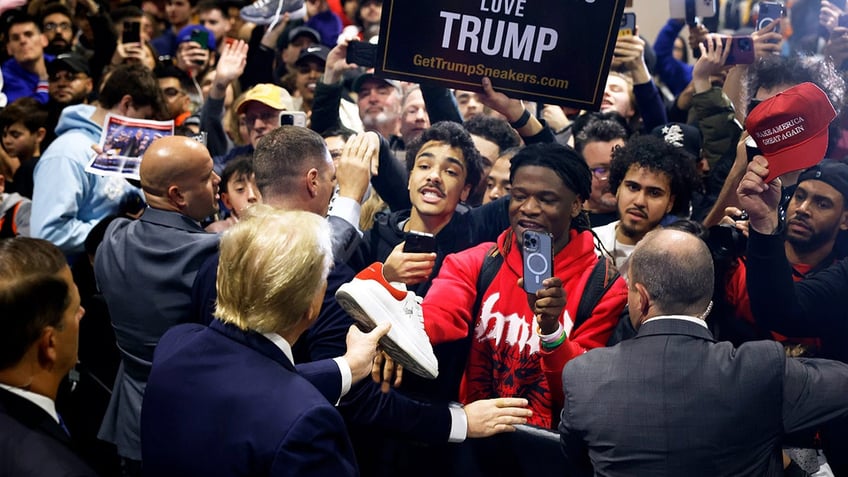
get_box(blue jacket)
[1,55,53,104]
[31,104,139,255]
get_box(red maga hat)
[745,82,836,182]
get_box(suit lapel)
[0,388,72,446]
[208,320,296,372]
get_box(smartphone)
[745,135,762,162]
[757,2,784,34]
[839,13,848,28]
[403,231,437,253]
[190,28,209,49]
[522,230,553,294]
[122,20,141,44]
[279,111,307,127]
[723,35,755,65]
[346,40,377,68]
[669,0,717,23]
[618,12,636,37]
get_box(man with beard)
[592,135,701,275]
[724,159,848,351]
[39,3,116,87]
[574,116,629,227]
[42,53,93,150]
[39,4,74,56]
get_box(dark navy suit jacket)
[141,319,358,476]
[0,388,97,476]
[191,253,453,443]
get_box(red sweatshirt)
[423,229,627,428]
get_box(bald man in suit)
[559,228,848,476]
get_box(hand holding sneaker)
[336,262,439,379]
[343,322,391,382]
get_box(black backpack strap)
[573,256,620,332]
[429,244,502,402]
[470,244,504,329]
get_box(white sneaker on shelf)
[336,262,439,379]
[240,0,304,27]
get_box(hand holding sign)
[477,77,542,136]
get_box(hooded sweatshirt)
[423,228,628,428]
[31,104,138,255]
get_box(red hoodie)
[423,228,627,428]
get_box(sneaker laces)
[403,293,427,335]
[268,0,285,31]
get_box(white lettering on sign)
[440,11,558,63]
[479,0,526,17]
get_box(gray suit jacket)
[559,317,848,477]
[94,207,220,460]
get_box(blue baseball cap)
[176,24,216,51]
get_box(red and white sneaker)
[336,262,439,379]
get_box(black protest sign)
[375,0,626,109]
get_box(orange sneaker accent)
[358,262,407,301]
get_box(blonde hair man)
[142,206,388,476]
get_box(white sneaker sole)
[336,285,438,379]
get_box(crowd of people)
[3,0,848,476]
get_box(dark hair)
[221,155,254,193]
[196,0,227,15]
[0,97,48,132]
[463,115,521,153]
[110,5,145,24]
[574,114,629,154]
[320,126,357,141]
[609,135,703,216]
[0,238,70,369]
[571,111,631,149]
[254,125,329,199]
[509,142,592,232]
[405,121,483,188]
[154,63,191,84]
[39,3,74,26]
[4,10,39,34]
[747,54,846,116]
[99,63,166,117]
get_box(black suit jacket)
[559,317,848,477]
[0,388,97,476]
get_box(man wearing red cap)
[740,147,848,475]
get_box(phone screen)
[403,231,437,253]
[190,28,208,49]
[122,21,141,44]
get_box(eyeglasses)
[43,22,73,32]
[244,110,280,125]
[591,166,610,180]
[49,72,87,82]
[162,87,184,97]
